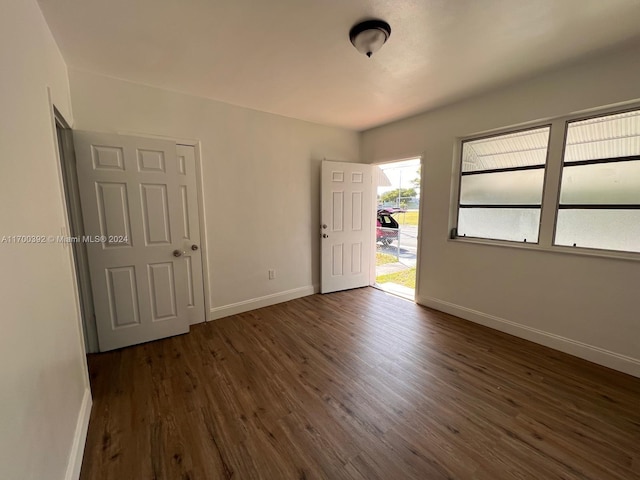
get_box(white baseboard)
[65,387,92,480]
[417,295,640,378]
[210,285,317,321]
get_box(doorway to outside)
[374,158,421,299]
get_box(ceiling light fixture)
[349,20,391,58]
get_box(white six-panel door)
[321,160,373,293]
[74,131,193,351]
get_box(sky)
[377,158,421,195]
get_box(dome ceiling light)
[349,20,391,58]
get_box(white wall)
[362,41,640,377]
[68,69,360,317]
[0,1,90,479]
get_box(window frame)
[450,101,640,261]
[453,124,552,245]
[552,108,640,254]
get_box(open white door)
[321,160,373,293]
[74,131,195,351]
[176,145,206,326]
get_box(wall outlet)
[268,269,276,280]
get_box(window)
[453,104,640,258]
[555,110,640,253]
[456,126,550,243]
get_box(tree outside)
[378,188,416,208]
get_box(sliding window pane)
[555,108,640,253]
[555,210,640,253]
[460,169,545,205]
[564,110,640,162]
[559,160,640,205]
[462,127,550,172]
[458,208,540,243]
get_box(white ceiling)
[38,0,640,131]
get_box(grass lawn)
[376,267,416,289]
[394,210,419,226]
[376,252,398,266]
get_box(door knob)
[173,249,184,257]
[191,244,199,251]
[321,224,328,229]
[322,234,329,238]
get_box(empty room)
[2,1,640,479]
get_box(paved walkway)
[376,282,415,300]
[375,249,417,301]
[376,261,411,276]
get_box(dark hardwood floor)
[80,287,640,480]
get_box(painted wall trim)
[64,388,92,480]
[210,285,318,320]
[417,295,640,378]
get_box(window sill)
[449,236,640,262]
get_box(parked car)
[376,207,403,245]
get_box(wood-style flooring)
[80,287,640,480]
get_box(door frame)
[55,115,100,352]
[369,154,425,298]
[48,93,97,353]
[111,130,212,323]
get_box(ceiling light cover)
[349,20,391,58]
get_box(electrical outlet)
[268,269,276,280]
